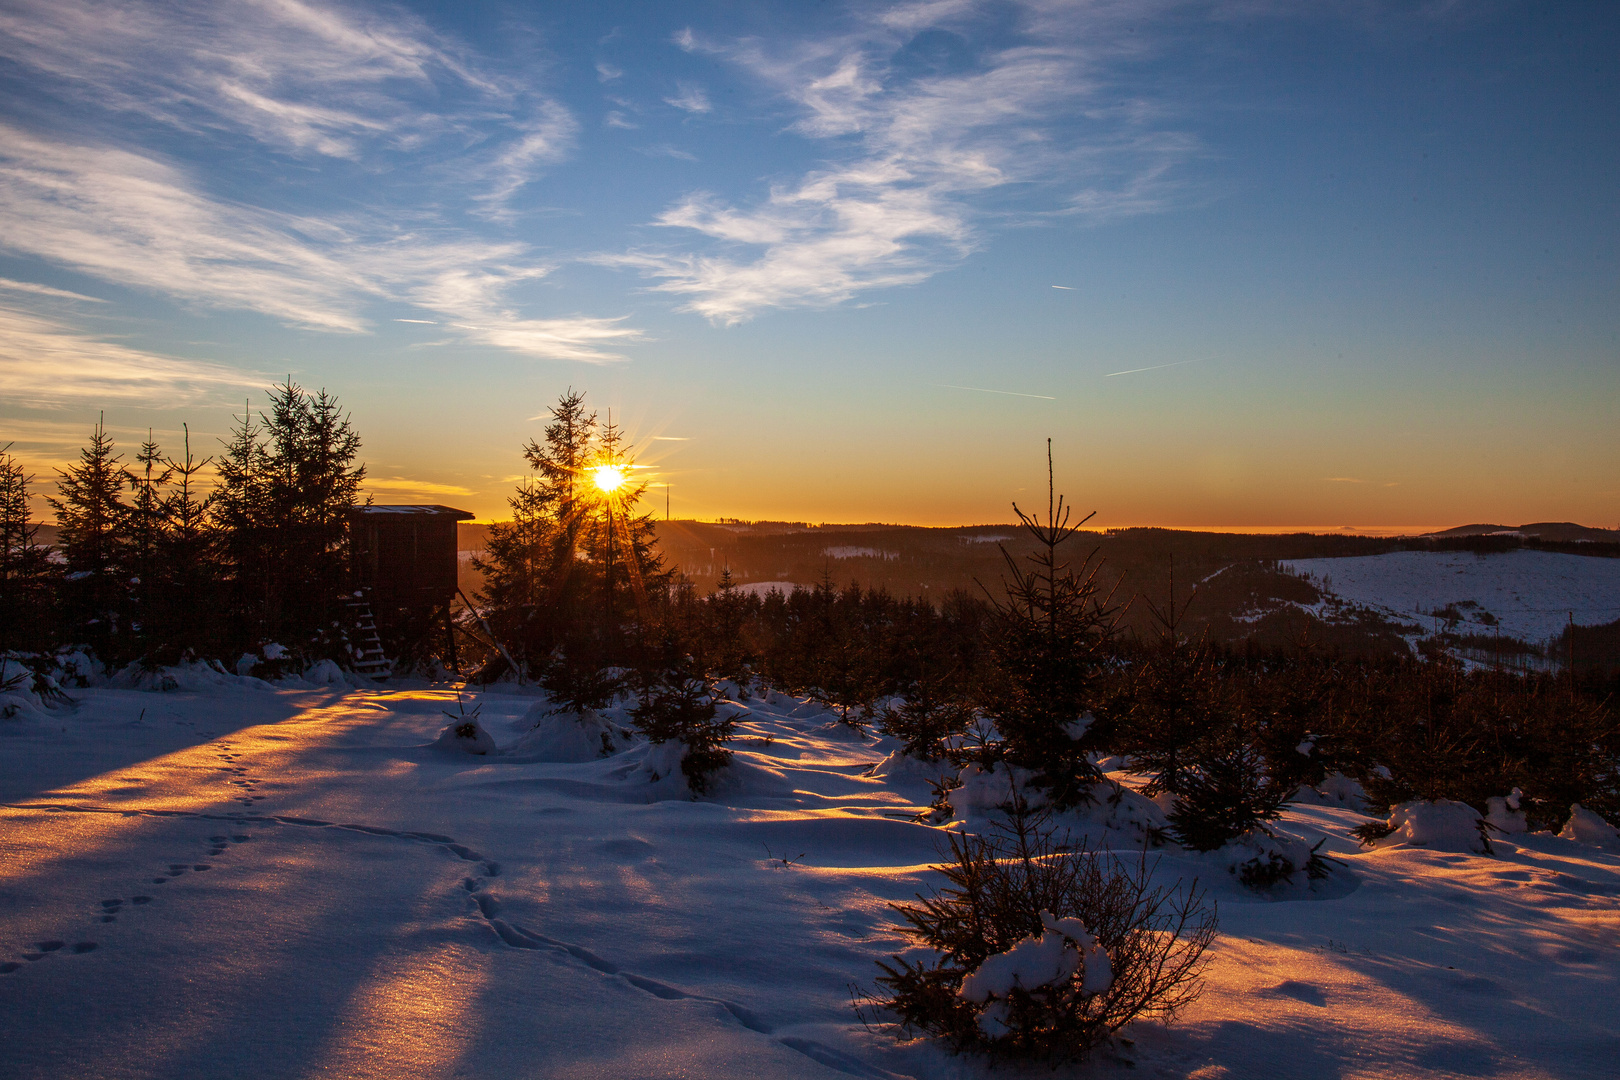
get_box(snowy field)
[3,679,1619,1079]
[1280,550,1620,643]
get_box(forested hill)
[456,519,1619,659]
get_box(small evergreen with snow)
[630,657,737,794]
[873,802,1215,1064]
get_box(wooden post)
[444,603,460,677]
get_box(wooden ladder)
[341,590,392,680]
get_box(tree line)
[0,380,363,672]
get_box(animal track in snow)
[210,744,271,806]
[0,800,903,1077]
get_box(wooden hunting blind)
[347,505,473,608]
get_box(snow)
[1486,790,1528,836]
[959,911,1111,1010]
[501,703,634,763]
[1377,800,1493,854]
[1280,549,1620,643]
[432,717,499,756]
[824,546,897,560]
[1559,804,1620,850]
[1,680,1617,1078]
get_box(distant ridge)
[1423,522,1620,543]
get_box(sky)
[0,0,1616,531]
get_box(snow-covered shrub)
[434,697,498,756]
[301,659,350,688]
[630,660,737,794]
[1558,804,1620,850]
[1355,799,1493,854]
[1214,827,1332,890]
[872,805,1215,1064]
[1485,789,1528,835]
[240,642,299,681]
[938,764,1169,850]
[1292,772,1368,810]
[505,702,630,762]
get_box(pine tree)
[1165,715,1288,852]
[706,567,753,687]
[630,654,737,793]
[479,390,673,693]
[476,389,597,674]
[214,382,364,654]
[214,399,270,642]
[0,445,56,653]
[126,431,171,658]
[48,417,132,655]
[982,442,1118,807]
[152,425,221,661]
[584,409,671,657]
[1120,562,1224,797]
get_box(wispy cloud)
[612,1,1200,324]
[0,303,262,407]
[470,101,582,216]
[0,124,638,361]
[0,278,106,303]
[364,477,478,498]
[0,125,377,332]
[664,83,713,114]
[638,144,698,161]
[0,0,576,212]
[0,0,504,158]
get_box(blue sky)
[1,0,1615,528]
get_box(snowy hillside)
[3,680,1618,1078]
[1280,549,1620,644]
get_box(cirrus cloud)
[612,1,1201,324]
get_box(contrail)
[937,384,1056,401]
[1105,355,1219,377]
[1051,285,1074,290]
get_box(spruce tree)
[215,399,270,643]
[126,431,171,659]
[706,567,752,688]
[478,389,673,694]
[1120,563,1224,797]
[48,417,132,656]
[630,654,737,793]
[154,425,221,661]
[0,445,56,653]
[214,382,364,654]
[584,409,672,657]
[476,389,597,674]
[1166,717,1288,852]
[982,443,1118,807]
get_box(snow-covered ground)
[1281,550,1620,643]
[3,679,1619,1079]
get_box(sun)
[591,464,627,493]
